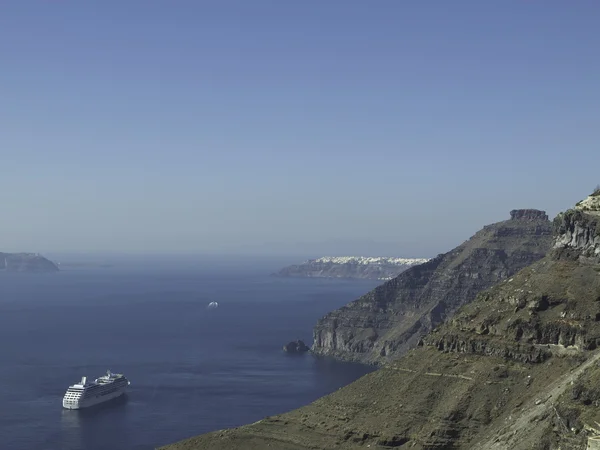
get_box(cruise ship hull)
[62,386,127,410]
[63,371,130,410]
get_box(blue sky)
[0,1,599,257]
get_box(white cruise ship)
[62,370,130,410]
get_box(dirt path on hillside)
[474,351,600,450]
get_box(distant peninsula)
[0,252,59,272]
[273,256,429,280]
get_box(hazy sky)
[1,1,599,257]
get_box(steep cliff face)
[0,252,59,272]
[274,256,429,280]
[553,204,600,262]
[161,195,600,450]
[312,209,553,364]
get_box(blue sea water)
[0,261,379,450]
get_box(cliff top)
[274,256,430,281]
[509,209,549,221]
[309,256,429,265]
[575,190,600,216]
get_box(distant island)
[0,252,59,272]
[273,256,430,280]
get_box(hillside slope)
[313,209,553,364]
[160,193,600,450]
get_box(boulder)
[283,340,309,354]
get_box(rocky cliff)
[553,199,600,263]
[160,192,600,450]
[274,256,429,280]
[0,252,59,272]
[312,209,553,364]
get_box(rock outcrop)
[0,252,59,272]
[574,189,600,216]
[283,340,310,354]
[312,210,553,364]
[274,256,429,280]
[160,191,600,450]
[510,209,549,221]
[553,208,600,262]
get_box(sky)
[1,1,599,258]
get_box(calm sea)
[0,260,379,450]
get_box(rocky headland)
[0,252,59,272]
[160,191,600,450]
[312,209,553,364]
[274,256,429,280]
